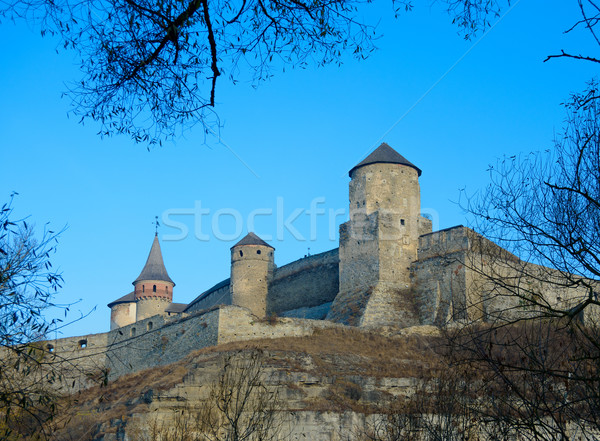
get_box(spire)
[133,234,175,285]
[349,143,422,177]
[231,232,274,249]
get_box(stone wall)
[46,332,110,392]
[186,249,339,318]
[413,226,600,325]
[269,248,339,315]
[280,302,333,320]
[185,279,231,313]
[48,305,343,386]
[412,226,470,326]
[337,214,379,298]
[359,283,420,328]
[105,309,219,380]
[216,305,341,345]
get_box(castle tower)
[230,233,275,318]
[107,292,136,330]
[327,143,431,327]
[133,234,175,321]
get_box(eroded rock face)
[55,330,436,441]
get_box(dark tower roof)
[133,234,175,285]
[231,232,274,249]
[349,142,422,177]
[107,291,135,308]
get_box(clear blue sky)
[0,1,597,338]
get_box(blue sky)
[1,1,598,338]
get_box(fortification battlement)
[46,332,110,356]
[417,226,470,260]
[271,248,339,282]
[41,141,600,390]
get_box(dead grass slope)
[50,327,445,440]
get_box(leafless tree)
[461,79,600,319]
[0,0,526,145]
[198,349,282,441]
[353,362,500,441]
[0,195,106,441]
[0,0,410,144]
[128,349,281,441]
[353,397,422,441]
[0,194,64,439]
[449,79,600,439]
[128,406,205,441]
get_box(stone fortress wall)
[185,248,339,319]
[46,303,344,387]
[44,143,600,390]
[268,248,339,317]
[185,280,231,313]
[413,226,600,326]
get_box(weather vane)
[154,216,160,235]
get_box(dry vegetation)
[8,322,600,440]
[33,327,444,440]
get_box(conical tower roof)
[133,234,175,285]
[349,143,422,177]
[231,232,274,249]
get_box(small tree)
[451,81,600,439]
[128,349,281,441]
[199,349,281,441]
[0,194,66,440]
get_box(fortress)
[47,143,596,386]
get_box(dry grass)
[45,327,445,439]
[201,327,444,377]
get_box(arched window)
[240,250,243,257]
[165,286,168,294]
[147,321,153,331]
[153,285,156,293]
[142,285,145,293]
[257,249,261,255]
[47,344,54,353]
[78,339,87,349]
[131,327,136,337]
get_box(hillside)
[48,326,444,440]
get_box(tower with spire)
[107,233,176,329]
[133,233,175,321]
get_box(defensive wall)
[48,225,600,391]
[105,308,220,380]
[413,225,600,325]
[412,226,470,326]
[45,303,342,388]
[185,248,339,317]
[185,279,230,313]
[268,248,339,316]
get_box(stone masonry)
[47,142,599,385]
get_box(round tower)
[347,142,422,286]
[230,233,274,318]
[329,143,425,326]
[107,292,136,330]
[133,233,175,321]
